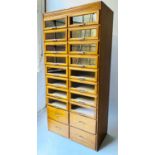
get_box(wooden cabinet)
[43,1,113,151]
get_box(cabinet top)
[43,1,105,17]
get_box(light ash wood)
[43,1,113,151]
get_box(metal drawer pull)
[78,121,85,124]
[55,126,61,129]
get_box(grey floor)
[37,101,118,155]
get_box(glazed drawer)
[46,65,68,78]
[46,86,68,100]
[70,113,96,134]
[47,106,68,124]
[68,11,99,27]
[70,91,97,107]
[44,16,67,30]
[69,67,97,82]
[68,25,99,41]
[44,42,67,54]
[45,54,68,66]
[70,127,96,150]
[69,55,98,69]
[48,119,69,138]
[46,96,68,110]
[44,29,67,42]
[46,76,68,89]
[68,40,98,55]
[69,79,97,95]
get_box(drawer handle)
[79,51,86,54]
[78,89,87,93]
[77,77,86,81]
[55,126,61,130]
[78,65,86,68]
[78,121,85,124]
[52,51,58,54]
[77,101,85,104]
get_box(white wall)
[46,0,118,107]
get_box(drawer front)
[68,25,99,41]
[47,106,68,124]
[44,42,67,54]
[45,54,68,66]
[46,76,68,89]
[69,67,97,82]
[69,79,97,95]
[46,86,68,100]
[46,96,68,110]
[70,91,97,107]
[46,65,68,78]
[48,119,69,138]
[69,55,98,69]
[68,11,99,27]
[70,113,96,134]
[70,127,96,150]
[44,16,67,30]
[68,40,98,55]
[44,29,67,42]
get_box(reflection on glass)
[46,45,65,52]
[47,67,66,75]
[45,32,65,40]
[45,18,65,28]
[46,57,66,64]
[71,58,96,66]
[70,13,97,25]
[71,44,96,52]
[71,29,96,39]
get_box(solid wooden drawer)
[70,127,96,150]
[70,113,96,134]
[47,106,68,124]
[48,119,69,138]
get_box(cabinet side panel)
[97,2,113,150]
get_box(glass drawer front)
[70,80,97,95]
[70,29,96,40]
[69,12,97,26]
[47,86,68,100]
[47,96,67,110]
[70,104,96,119]
[69,41,98,54]
[70,92,96,107]
[46,65,67,78]
[69,56,97,68]
[69,68,97,82]
[44,18,66,29]
[45,32,66,41]
[45,54,67,66]
[44,43,67,54]
[46,76,68,89]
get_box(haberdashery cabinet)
[43,1,113,150]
